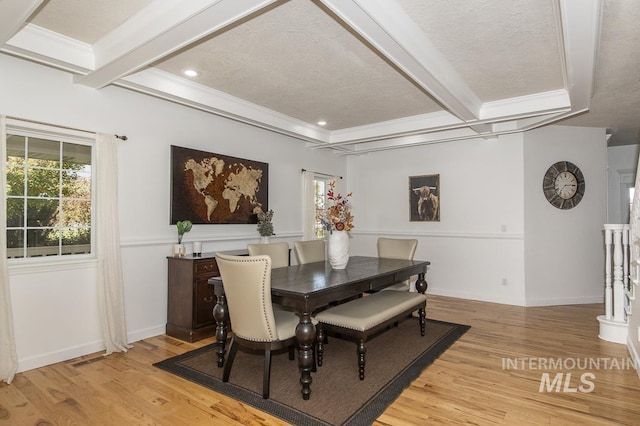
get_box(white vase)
[260,236,271,244]
[173,244,185,257]
[328,230,349,269]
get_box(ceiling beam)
[120,68,333,144]
[3,24,94,72]
[557,0,602,111]
[0,0,45,46]
[74,0,279,89]
[316,106,571,151]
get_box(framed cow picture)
[409,174,440,222]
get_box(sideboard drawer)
[195,259,218,276]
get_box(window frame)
[5,122,96,263]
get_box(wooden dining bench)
[314,290,427,380]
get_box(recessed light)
[183,69,198,77]
[317,120,327,126]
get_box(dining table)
[208,255,429,400]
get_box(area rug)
[154,318,469,426]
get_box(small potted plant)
[257,209,275,243]
[174,220,193,256]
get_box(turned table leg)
[415,271,428,294]
[296,312,316,400]
[213,293,228,368]
[416,271,428,334]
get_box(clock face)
[554,171,578,199]
[543,161,585,209]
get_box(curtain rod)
[7,116,128,140]
[301,168,342,179]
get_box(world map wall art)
[170,145,269,224]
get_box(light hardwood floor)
[1,295,639,425]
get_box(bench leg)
[357,340,366,380]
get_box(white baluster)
[613,227,625,322]
[604,226,613,320]
[623,225,629,293]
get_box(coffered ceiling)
[1,0,638,153]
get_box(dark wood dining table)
[208,255,429,400]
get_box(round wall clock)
[542,161,585,210]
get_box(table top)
[270,255,429,295]
[209,255,429,313]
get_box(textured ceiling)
[2,0,639,152]
[396,0,564,101]
[29,0,153,44]
[155,0,440,130]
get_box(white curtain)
[0,116,18,383]
[96,133,131,354]
[302,170,315,240]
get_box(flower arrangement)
[321,181,354,234]
[176,220,193,244]
[257,209,275,237]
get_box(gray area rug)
[154,318,469,426]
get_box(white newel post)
[598,224,629,343]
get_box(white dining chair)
[377,237,418,291]
[247,242,290,268]
[294,240,325,264]
[215,252,299,399]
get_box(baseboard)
[127,325,166,344]
[524,295,604,306]
[16,324,166,373]
[428,288,604,307]
[627,336,640,380]
[17,340,106,373]
[427,288,526,306]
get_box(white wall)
[348,126,609,307]
[347,133,527,305]
[607,144,640,223]
[523,126,607,306]
[0,54,346,372]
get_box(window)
[313,176,331,239]
[6,132,93,258]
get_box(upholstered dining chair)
[215,252,300,399]
[247,242,290,268]
[293,239,325,264]
[377,237,418,291]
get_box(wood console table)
[166,250,247,342]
